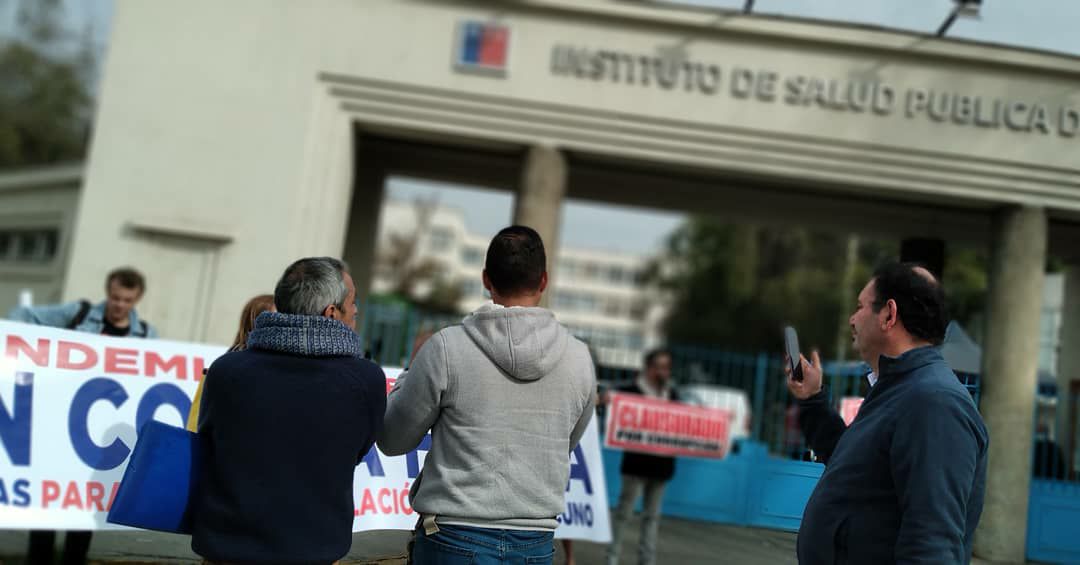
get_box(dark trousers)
[27,530,92,565]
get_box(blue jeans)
[412,524,555,564]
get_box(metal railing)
[1033,385,1080,484]
[357,302,462,367]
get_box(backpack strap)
[67,300,92,330]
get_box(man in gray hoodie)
[378,225,596,565]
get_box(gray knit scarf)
[246,311,363,358]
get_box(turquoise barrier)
[602,440,823,532]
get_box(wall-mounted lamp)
[937,0,982,37]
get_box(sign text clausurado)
[604,392,732,458]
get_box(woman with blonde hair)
[186,294,275,431]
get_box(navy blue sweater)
[797,346,988,565]
[191,349,386,564]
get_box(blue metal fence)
[357,302,462,367]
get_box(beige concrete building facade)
[0,165,82,311]
[14,0,1080,560]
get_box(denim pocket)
[413,531,476,564]
[524,548,556,564]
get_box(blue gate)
[603,441,824,531]
[1027,480,1080,563]
[1026,385,1080,563]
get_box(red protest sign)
[604,392,732,459]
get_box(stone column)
[342,147,387,327]
[513,145,567,307]
[1057,267,1080,478]
[974,206,1047,562]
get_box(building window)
[0,228,60,264]
[583,262,599,280]
[460,279,486,299]
[462,246,485,266]
[1039,311,1061,374]
[570,325,593,342]
[558,258,577,279]
[552,290,601,312]
[428,227,454,253]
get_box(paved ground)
[0,518,1020,564]
[0,516,798,564]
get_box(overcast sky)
[8,0,1079,255]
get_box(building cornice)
[0,163,85,193]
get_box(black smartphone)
[784,326,803,382]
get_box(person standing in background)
[7,267,157,565]
[606,348,679,565]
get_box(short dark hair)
[484,226,546,296]
[870,261,948,345]
[106,267,146,295]
[644,347,672,368]
[274,257,350,316]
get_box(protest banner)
[604,392,731,458]
[0,321,610,541]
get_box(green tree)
[372,197,463,314]
[0,0,95,169]
[652,217,991,358]
[943,246,989,334]
[652,218,860,358]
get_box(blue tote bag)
[106,420,203,534]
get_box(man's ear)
[322,304,336,319]
[538,272,548,294]
[883,299,899,331]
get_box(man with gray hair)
[191,257,386,564]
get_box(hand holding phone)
[783,327,824,400]
[784,326,803,382]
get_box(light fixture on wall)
[937,0,982,37]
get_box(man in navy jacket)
[788,262,988,564]
[192,257,386,564]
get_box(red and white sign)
[840,396,864,426]
[604,392,731,459]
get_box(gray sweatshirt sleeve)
[376,332,448,456]
[568,390,596,452]
[568,355,597,452]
